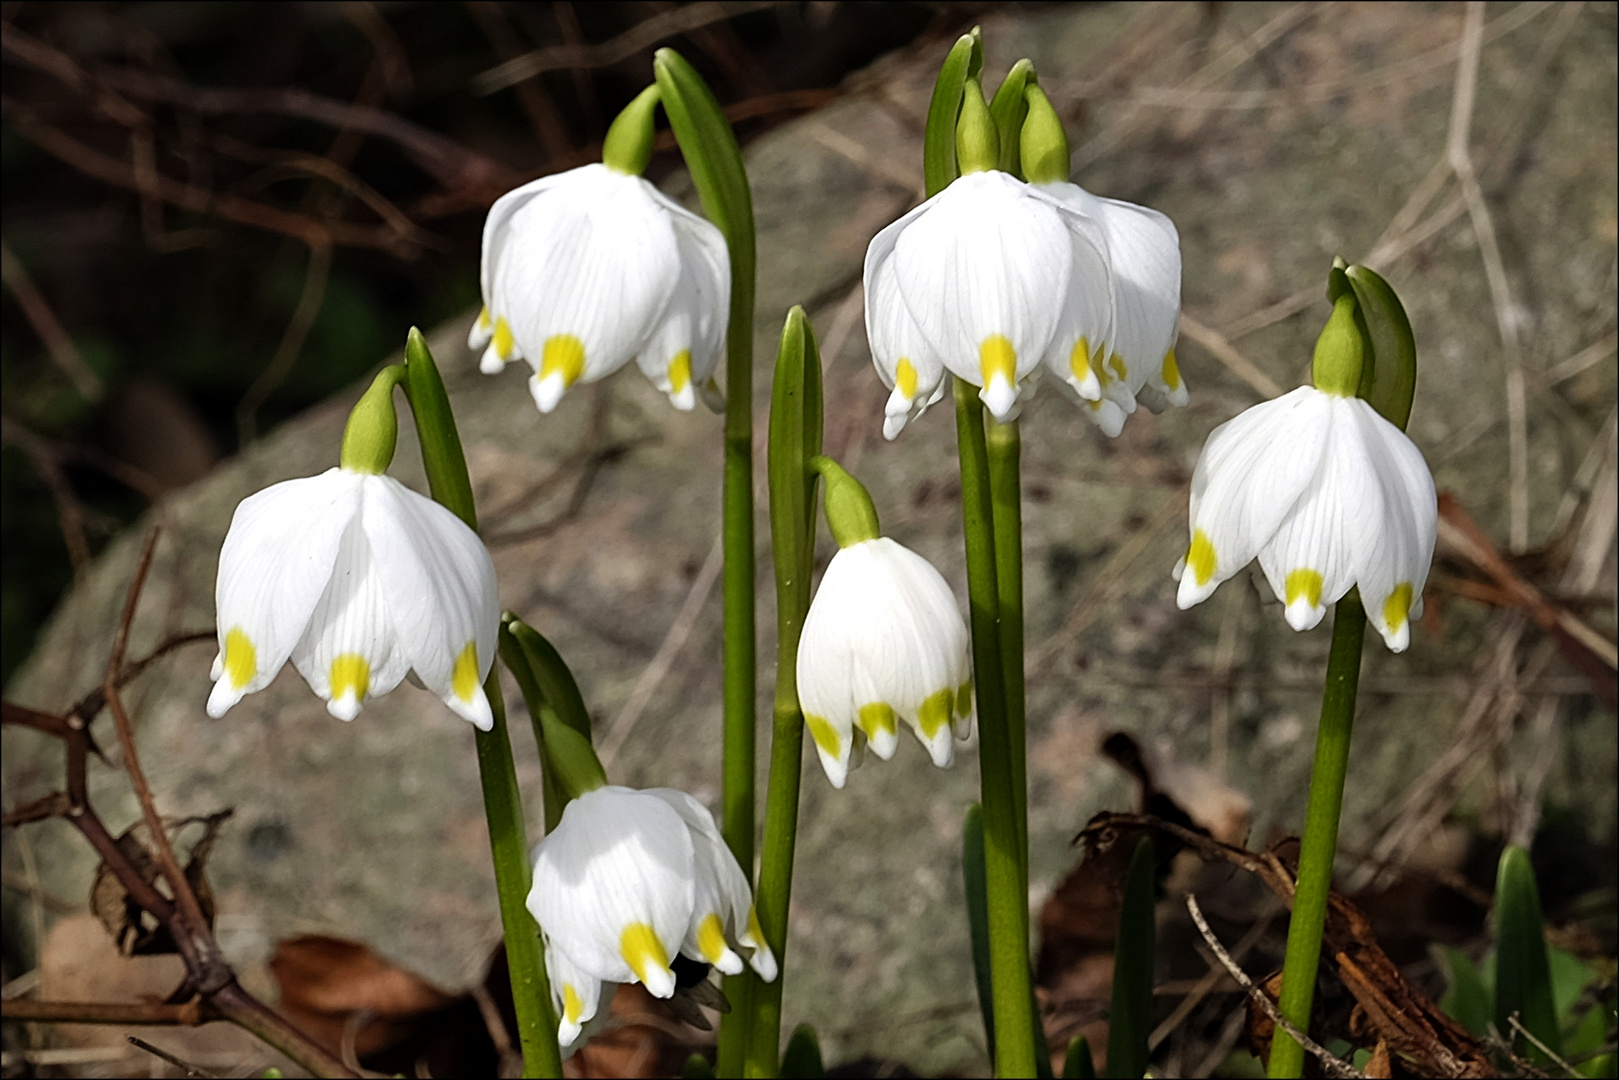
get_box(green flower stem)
[955,379,1038,1078]
[747,308,822,1077]
[399,329,561,1078]
[985,418,1028,877]
[1269,596,1366,1079]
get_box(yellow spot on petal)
[620,922,670,986]
[493,317,515,360]
[745,906,765,948]
[979,334,1016,389]
[224,627,257,690]
[1383,583,1414,633]
[918,687,954,739]
[1187,529,1217,587]
[540,334,586,387]
[804,714,842,759]
[896,357,918,399]
[1285,569,1324,610]
[1108,352,1129,382]
[955,680,973,717]
[476,306,492,331]
[329,653,370,703]
[857,702,897,742]
[452,641,480,703]
[668,350,691,394]
[697,913,729,965]
[1091,343,1114,387]
[1161,348,1181,390]
[1069,337,1092,382]
[561,983,583,1025]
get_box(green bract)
[602,84,660,176]
[810,456,880,548]
[338,364,405,475]
[1311,291,1367,397]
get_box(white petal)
[527,787,694,997]
[864,210,948,438]
[287,516,412,721]
[491,167,682,410]
[632,201,728,412]
[479,169,584,309]
[643,789,775,980]
[359,476,499,728]
[1027,187,1116,402]
[891,171,1071,391]
[1343,400,1437,651]
[209,469,362,717]
[1176,388,1331,610]
[1256,396,1384,631]
[544,941,606,1049]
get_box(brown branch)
[3,998,216,1026]
[1186,895,1365,1079]
[128,1036,217,1079]
[68,630,216,727]
[0,240,103,401]
[1,792,72,827]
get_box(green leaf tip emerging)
[602,84,661,176]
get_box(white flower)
[469,162,729,414]
[543,940,615,1052]
[864,169,1114,430]
[796,537,973,787]
[527,785,775,1046]
[1174,386,1437,651]
[1035,182,1185,435]
[207,467,499,727]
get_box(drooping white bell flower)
[863,166,1113,431]
[468,162,729,414]
[544,937,615,1051]
[1173,289,1437,652]
[1033,181,1185,435]
[527,785,775,1036]
[207,466,499,727]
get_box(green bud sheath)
[1311,292,1367,397]
[1020,84,1070,184]
[602,84,662,176]
[340,365,406,474]
[956,79,1000,176]
[810,456,880,548]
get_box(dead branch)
[2,999,216,1026]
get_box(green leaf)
[767,306,823,620]
[401,328,477,530]
[988,59,1035,178]
[923,29,984,197]
[498,621,607,808]
[1436,945,1492,1037]
[681,1052,717,1079]
[1063,1035,1097,1079]
[963,803,996,1064]
[1343,264,1417,432]
[1494,845,1562,1062]
[1105,836,1156,1079]
[504,617,592,743]
[1549,946,1600,1024]
[780,1024,825,1078]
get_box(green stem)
[746,308,821,1077]
[1269,596,1366,1078]
[473,683,564,1079]
[985,419,1028,879]
[955,379,1038,1078]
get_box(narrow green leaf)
[498,622,607,803]
[653,49,753,271]
[1344,264,1418,432]
[988,59,1035,178]
[1494,845,1562,1062]
[963,803,996,1064]
[1436,945,1492,1037]
[505,618,592,743]
[1549,945,1599,1023]
[923,30,984,197]
[1063,1035,1098,1079]
[1105,836,1156,1079]
[681,1052,717,1079]
[401,328,477,530]
[780,1024,825,1078]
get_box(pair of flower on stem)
[203,44,1438,1069]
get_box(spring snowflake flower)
[468,162,728,414]
[797,537,974,787]
[527,785,775,1046]
[207,467,499,727]
[1174,385,1437,652]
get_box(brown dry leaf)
[89,810,230,957]
[1364,1039,1394,1079]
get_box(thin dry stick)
[1508,1014,1582,1079]
[1546,331,1619,387]
[3,1000,214,1026]
[236,241,333,444]
[1185,895,1365,1080]
[474,0,780,93]
[599,530,724,767]
[127,1036,215,1079]
[0,240,103,400]
[1177,313,1284,399]
[1149,904,1277,1051]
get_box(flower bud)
[1311,291,1367,397]
[339,365,404,475]
[1020,84,1070,185]
[955,79,1000,176]
[602,85,661,177]
[812,456,880,548]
